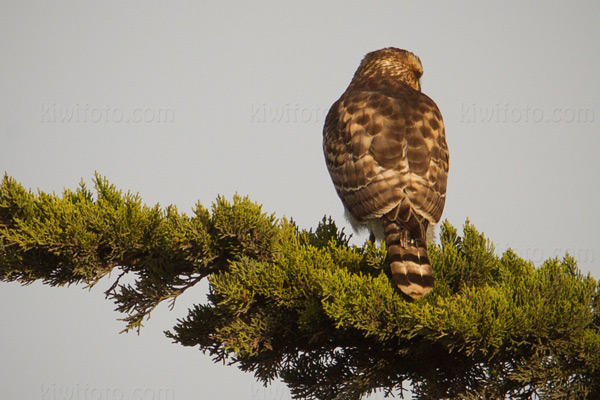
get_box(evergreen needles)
[1,174,599,399]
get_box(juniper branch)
[1,174,599,399]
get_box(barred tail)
[383,220,434,299]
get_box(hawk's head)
[353,47,423,92]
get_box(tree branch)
[1,174,599,399]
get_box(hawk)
[323,48,449,299]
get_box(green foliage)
[1,174,599,399]
[0,173,276,332]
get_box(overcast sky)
[2,1,599,399]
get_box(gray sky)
[1,1,599,399]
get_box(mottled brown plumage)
[323,48,449,298]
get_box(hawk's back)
[323,48,449,298]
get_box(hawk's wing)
[323,86,448,225]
